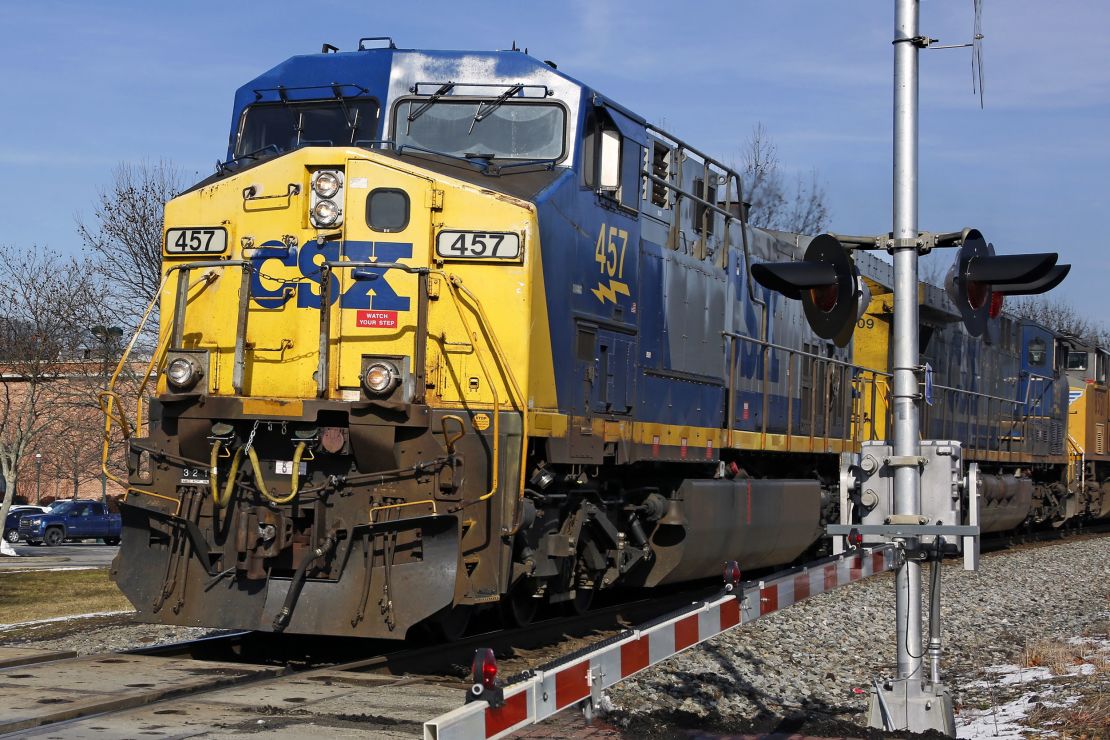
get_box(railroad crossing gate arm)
[423,544,900,740]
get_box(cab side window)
[1027,337,1047,367]
[583,108,640,212]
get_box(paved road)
[0,542,118,571]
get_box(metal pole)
[892,0,923,683]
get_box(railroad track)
[3,527,1105,738]
[0,585,719,738]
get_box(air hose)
[246,441,307,505]
[209,443,243,508]
[273,531,338,633]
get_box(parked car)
[4,505,48,543]
[19,500,121,546]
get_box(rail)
[1067,434,1086,493]
[101,252,529,533]
[100,260,243,514]
[721,331,891,450]
[924,371,1064,460]
[320,262,529,532]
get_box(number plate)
[180,467,209,484]
[165,227,228,255]
[435,231,521,260]
[274,460,308,475]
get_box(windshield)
[1068,351,1088,370]
[48,501,75,514]
[395,100,565,161]
[235,99,379,157]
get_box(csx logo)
[251,240,411,311]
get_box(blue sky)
[1,1,1107,315]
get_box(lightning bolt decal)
[592,279,631,304]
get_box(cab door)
[333,157,434,396]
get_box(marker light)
[363,362,397,395]
[312,199,340,227]
[166,357,199,390]
[847,528,863,549]
[723,560,742,589]
[312,171,341,199]
[472,647,498,690]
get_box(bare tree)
[740,124,831,235]
[76,160,186,333]
[1008,296,1110,347]
[0,247,104,551]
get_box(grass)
[1022,638,1110,676]
[0,569,132,626]
[1022,635,1110,737]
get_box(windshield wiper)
[217,144,281,174]
[407,82,455,127]
[469,84,523,134]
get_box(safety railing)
[319,261,530,533]
[921,373,1064,460]
[100,252,530,532]
[100,260,244,513]
[722,331,892,451]
[1067,435,1086,493]
[641,123,748,267]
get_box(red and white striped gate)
[423,544,899,740]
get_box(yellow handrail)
[440,273,530,532]
[99,263,227,508]
[369,498,438,523]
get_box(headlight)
[313,171,342,199]
[167,357,200,390]
[363,362,397,395]
[313,199,341,227]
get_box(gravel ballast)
[606,536,1110,737]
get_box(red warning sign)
[355,310,399,329]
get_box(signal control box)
[835,440,980,569]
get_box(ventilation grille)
[648,142,672,208]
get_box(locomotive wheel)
[567,582,596,615]
[428,604,472,642]
[502,581,539,628]
[565,535,603,615]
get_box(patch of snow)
[0,607,132,630]
[0,572,101,576]
[0,540,19,556]
[957,692,1043,739]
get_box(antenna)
[924,0,987,108]
[972,0,985,108]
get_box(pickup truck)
[19,500,122,546]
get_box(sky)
[1,0,1107,316]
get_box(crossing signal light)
[945,229,1070,336]
[750,234,870,347]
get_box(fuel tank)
[639,478,821,587]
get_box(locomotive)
[102,39,1108,640]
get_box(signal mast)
[752,1,1068,734]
